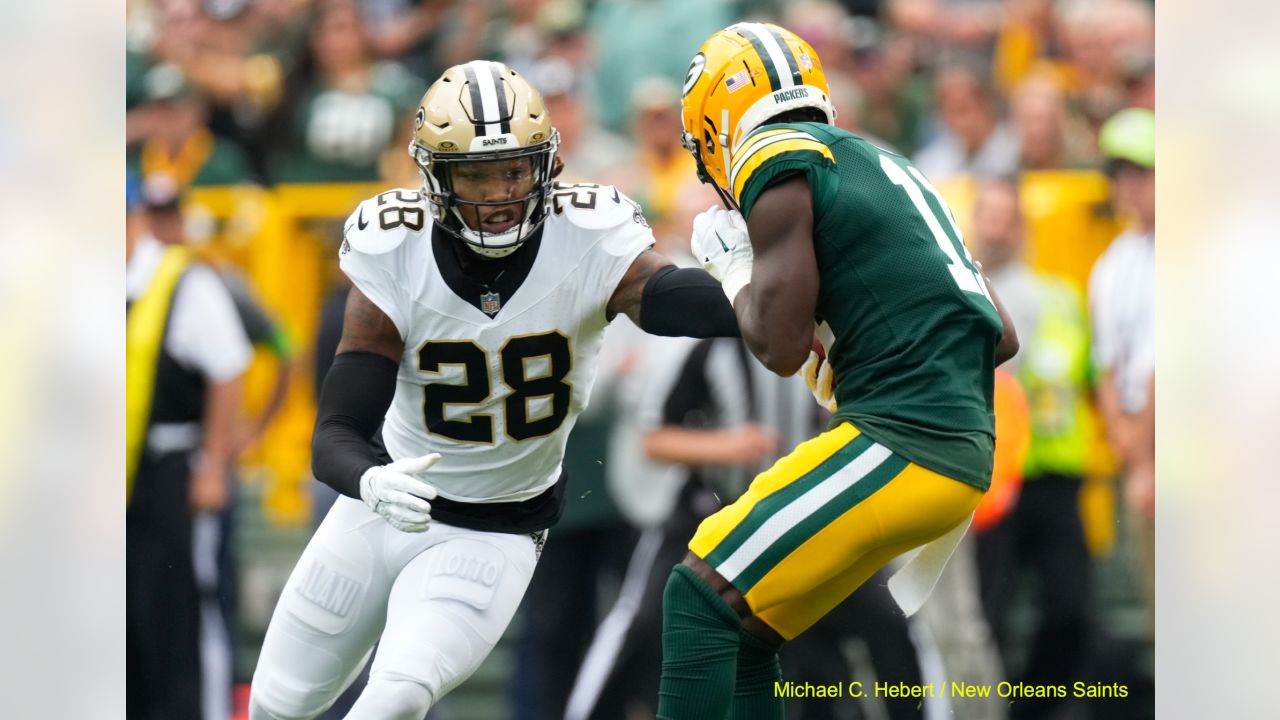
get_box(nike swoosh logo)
[715,230,731,252]
[357,206,369,230]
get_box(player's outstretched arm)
[738,175,820,376]
[311,288,407,499]
[606,249,741,338]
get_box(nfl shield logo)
[480,291,501,314]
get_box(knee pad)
[352,675,434,720]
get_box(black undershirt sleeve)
[311,351,399,499]
[638,265,742,338]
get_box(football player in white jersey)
[249,61,741,720]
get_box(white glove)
[800,350,837,413]
[359,453,440,532]
[690,206,753,304]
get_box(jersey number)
[549,183,600,214]
[418,331,572,443]
[877,154,994,307]
[376,189,425,232]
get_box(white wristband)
[721,265,752,306]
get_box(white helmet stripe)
[735,23,795,89]
[488,62,512,134]
[464,60,504,136]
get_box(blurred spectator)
[487,0,557,74]
[1088,108,1155,630]
[969,177,1096,718]
[842,17,933,154]
[127,172,252,720]
[586,0,733,133]
[912,64,1019,182]
[525,55,631,183]
[1120,50,1154,111]
[144,176,295,459]
[885,0,1005,62]
[360,0,453,79]
[145,174,298,720]
[132,0,297,156]
[781,0,860,75]
[514,384,640,720]
[263,0,422,183]
[1053,0,1154,126]
[615,76,696,242]
[991,0,1058,94]
[127,63,256,188]
[1010,73,1095,171]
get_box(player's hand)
[1125,459,1155,520]
[189,459,229,513]
[690,206,753,303]
[359,453,440,532]
[716,425,778,466]
[800,349,837,413]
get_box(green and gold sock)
[729,630,784,720]
[657,564,742,719]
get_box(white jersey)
[1088,229,1154,413]
[338,184,653,503]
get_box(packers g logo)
[414,107,425,130]
[683,53,706,97]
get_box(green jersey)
[734,122,1004,489]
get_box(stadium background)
[124,0,1156,718]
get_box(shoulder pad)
[730,126,834,201]
[548,183,651,231]
[342,189,427,255]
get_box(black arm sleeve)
[311,351,398,499]
[638,266,741,338]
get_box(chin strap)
[685,133,741,212]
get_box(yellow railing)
[185,183,382,527]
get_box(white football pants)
[249,496,541,719]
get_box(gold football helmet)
[409,60,560,257]
[680,23,835,204]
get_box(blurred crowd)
[125,0,1155,718]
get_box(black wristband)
[311,351,399,499]
[639,266,741,338]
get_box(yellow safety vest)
[126,245,192,504]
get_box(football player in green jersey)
[656,22,1019,719]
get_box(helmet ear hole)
[703,129,716,155]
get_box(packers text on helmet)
[680,23,835,203]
